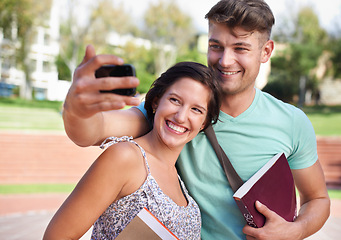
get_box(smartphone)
[95,64,136,96]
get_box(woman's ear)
[152,103,158,112]
[152,97,159,111]
[200,122,206,131]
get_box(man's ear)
[261,39,274,63]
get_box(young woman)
[43,62,221,240]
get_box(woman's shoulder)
[95,139,148,198]
[99,139,144,168]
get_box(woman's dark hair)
[144,61,221,131]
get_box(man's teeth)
[222,71,238,75]
[168,121,186,133]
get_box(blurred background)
[0,0,340,239]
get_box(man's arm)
[243,160,330,240]
[63,45,149,146]
[63,107,150,146]
[291,160,330,238]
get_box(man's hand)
[62,45,142,147]
[243,201,301,240]
[243,160,330,240]
[64,44,140,119]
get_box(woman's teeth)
[167,121,186,133]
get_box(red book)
[116,207,179,240]
[233,153,297,228]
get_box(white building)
[0,0,70,101]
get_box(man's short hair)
[205,0,275,40]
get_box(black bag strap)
[204,125,244,192]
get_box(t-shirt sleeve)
[134,101,147,117]
[288,107,318,169]
[133,101,153,127]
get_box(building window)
[44,33,51,46]
[43,61,51,72]
[33,87,46,100]
[31,60,37,72]
[1,58,11,71]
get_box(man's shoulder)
[259,90,303,115]
[184,131,208,149]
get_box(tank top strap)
[100,136,151,174]
[177,175,191,201]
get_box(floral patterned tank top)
[91,136,201,240]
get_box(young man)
[62,0,330,239]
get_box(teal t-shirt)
[136,88,318,240]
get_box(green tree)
[57,0,96,81]
[143,1,195,76]
[266,6,327,104]
[104,42,156,94]
[328,16,341,79]
[57,0,137,81]
[329,37,341,78]
[293,7,328,45]
[57,0,201,93]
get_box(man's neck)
[220,88,256,117]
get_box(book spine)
[234,198,258,228]
[141,208,179,240]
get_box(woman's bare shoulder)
[98,140,144,168]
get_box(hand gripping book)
[233,153,297,228]
[116,207,179,240]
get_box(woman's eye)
[192,108,203,114]
[170,97,180,104]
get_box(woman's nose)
[174,107,187,123]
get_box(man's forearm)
[292,160,331,239]
[294,196,330,239]
[63,108,104,147]
[63,106,151,147]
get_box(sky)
[60,0,341,35]
[109,0,341,34]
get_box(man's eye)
[235,47,247,51]
[209,45,222,50]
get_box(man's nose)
[219,49,235,67]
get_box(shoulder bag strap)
[204,125,244,192]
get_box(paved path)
[0,194,91,240]
[0,131,102,184]
[0,194,340,240]
[1,132,340,188]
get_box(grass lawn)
[1,184,340,199]
[328,189,341,199]
[1,98,341,135]
[0,184,76,194]
[0,105,64,131]
[0,98,63,111]
[308,114,341,136]
[303,105,341,136]
[0,98,64,132]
